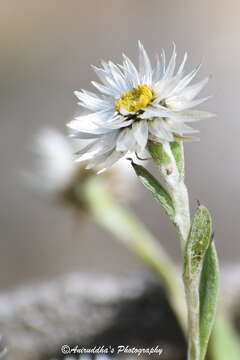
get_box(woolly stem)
[148,141,201,360]
[148,141,190,249]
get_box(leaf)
[183,206,215,360]
[184,206,212,280]
[199,243,219,360]
[209,315,240,360]
[131,162,175,220]
[170,141,184,178]
[147,141,171,165]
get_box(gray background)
[0,0,239,290]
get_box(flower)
[68,41,213,170]
[26,129,76,196]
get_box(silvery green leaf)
[170,141,184,178]
[131,162,175,220]
[199,243,219,360]
[184,205,212,280]
[183,205,214,360]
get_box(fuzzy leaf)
[183,206,214,360]
[147,141,171,165]
[131,162,175,219]
[199,243,219,360]
[170,141,184,178]
[184,206,212,280]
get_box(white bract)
[68,41,213,170]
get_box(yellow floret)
[115,85,153,113]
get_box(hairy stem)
[148,141,190,250]
[149,141,201,360]
[184,276,201,360]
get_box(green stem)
[82,177,187,332]
[148,141,190,250]
[148,141,201,360]
[184,277,201,360]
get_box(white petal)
[180,77,209,101]
[174,134,200,141]
[91,81,120,97]
[139,106,169,119]
[177,52,188,75]
[92,65,110,85]
[161,49,166,74]
[108,61,129,92]
[153,73,183,100]
[170,64,202,95]
[149,120,174,142]
[85,150,113,169]
[75,139,101,156]
[92,64,121,92]
[72,108,115,125]
[116,128,137,152]
[132,120,149,149]
[74,90,113,111]
[138,41,152,85]
[175,96,212,111]
[152,54,163,83]
[97,150,127,173]
[76,133,118,159]
[98,119,133,130]
[163,43,176,78]
[167,109,215,122]
[167,120,198,134]
[121,54,140,88]
[69,130,101,139]
[67,117,112,135]
[152,72,181,100]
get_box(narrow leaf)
[170,141,184,178]
[184,206,212,280]
[131,162,175,219]
[183,205,214,360]
[199,243,219,360]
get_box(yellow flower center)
[115,85,153,113]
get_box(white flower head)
[68,41,214,171]
[27,129,76,195]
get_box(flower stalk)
[148,141,191,250]
[184,276,201,360]
[148,140,202,360]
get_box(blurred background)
[0,0,239,291]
